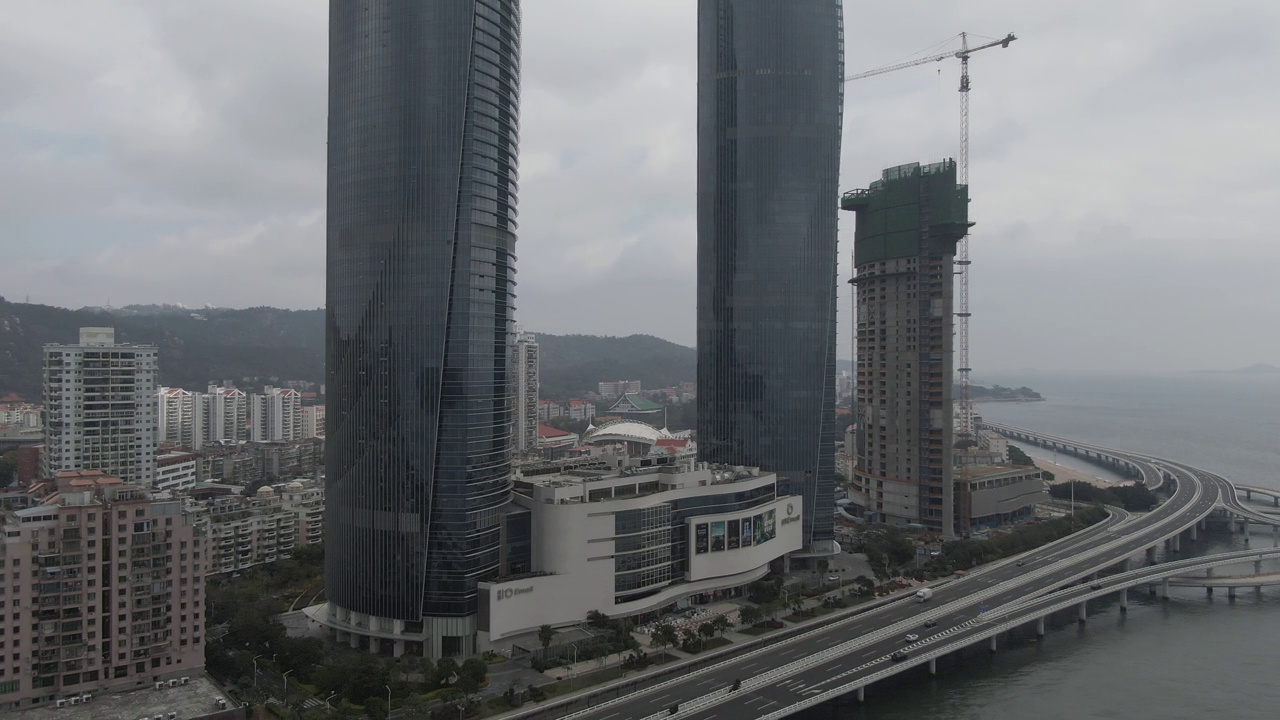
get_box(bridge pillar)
[990,636,998,653]
[1118,589,1128,612]
[857,686,865,703]
[1206,587,1213,597]
[1228,586,1237,600]
[1078,602,1087,622]
[1146,546,1157,563]
[1162,579,1169,599]
[1121,558,1131,572]
[1036,616,1045,637]
[929,658,937,675]
[1273,525,1279,548]
[1190,524,1197,541]
[1246,490,1252,501]
[1274,496,1278,507]
[1206,567,1214,578]
[1258,586,1264,595]
[1255,559,1263,575]
[1172,533,1180,553]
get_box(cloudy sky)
[2,1,1277,373]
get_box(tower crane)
[845,32,1016,442]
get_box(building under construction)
[841,160,969,535]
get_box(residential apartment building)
[158,388,203,451]
[565,400,596,422]
[155,453,198,493]
[186,479,323,575]
[596,380,641,399]
[203,385,247,445]
[42,328,158,487]
[0,401,41,429]
[514,333,539,455]
[841,161,969,535]
[0,470,204,711]
[249,387,301,443]
[537,400,563,421]
[300,405,325,439]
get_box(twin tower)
[322,1,844,657]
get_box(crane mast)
[845,31,1015,444]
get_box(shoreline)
[1035,459,1117,489]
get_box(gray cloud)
[1,1,1277,372]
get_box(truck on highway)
[915,588,934,603]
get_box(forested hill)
[535,333,695,398]
[0,299,324,399]
[0,299,695,400]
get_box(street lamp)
[282,669,294,702]
[251,654,263,688]
[569,643,579,668]
[386,683,392,715]
[324,691,338,710]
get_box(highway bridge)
[502,426,1280,720]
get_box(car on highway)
[904,634,919,642]
[891,650,910,662]
[923,619,938,628]
[1016,560,1026,566]
[826,575,840,582]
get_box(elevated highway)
[507,428,1275,720]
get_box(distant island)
[961,383,1044,402]
[1193,363,1280,375]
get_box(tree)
[455,673,481,702]
[586,609,608,628]
[538,624,555,650]
[460,657,488,685]
[435,657,460,686]
[698,621,716,642]
[0,452,16,489]
[650,622,679,652]
[737,606,763,628]
[711,615,731,637]
[853,575,875,596]
[681,627,701,652]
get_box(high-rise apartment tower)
[513,332,539,455]
[0,471,204,711]
[841,161,969,535]
[321,0,521,658]
[696,0,844,553]
[42,328,157,486]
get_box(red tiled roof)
[537,425,572,438]
[655,439,689,448]
[1,393,25,402]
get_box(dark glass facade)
[696,0,844,550]
[325,0,521,624]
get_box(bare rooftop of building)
[9,675,238,720]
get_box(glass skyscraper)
[696,0,844,553]
[321,0,520,658]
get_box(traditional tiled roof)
[609,393,664,412]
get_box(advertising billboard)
[710,521,726,551]
[727,519,741,550]
[695,523,709,554]
[740,516,753,547]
